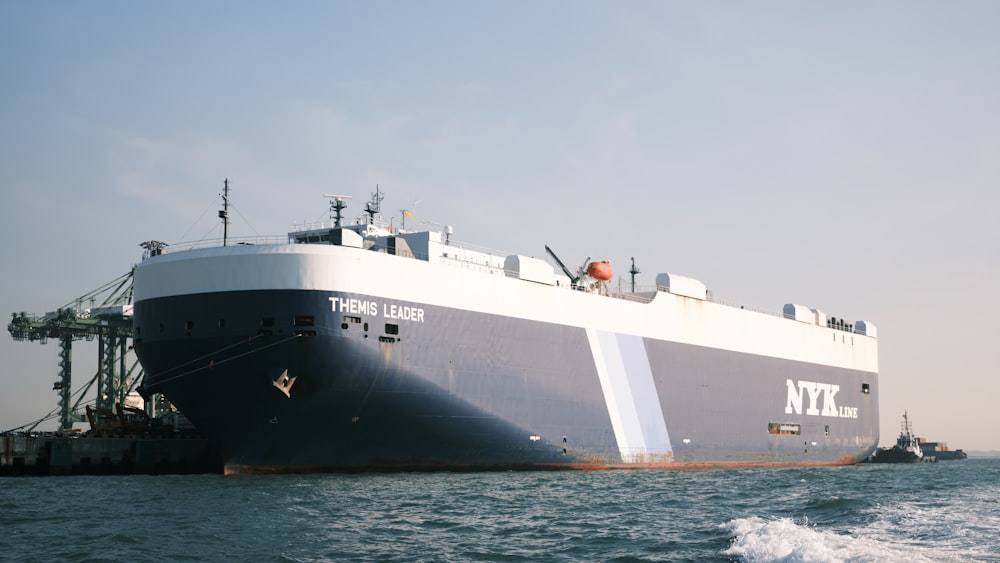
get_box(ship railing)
[707,296,784,318]
[712,296,861,331]
[437,251,508,275]
[290,215,415,234]
[160,235,289,253]
[608,292,656,304]
[289,216,386,233]
[607,284,658,303]
[607,283,787,316]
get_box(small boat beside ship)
[870,411,924,463]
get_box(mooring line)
[147,334,302,387]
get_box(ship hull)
[134,249,880,473]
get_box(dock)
[1,433,221,476]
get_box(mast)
[629,257,641,293]
[219,178,231,247]
[324,194,352,228]
[364,185,383,225]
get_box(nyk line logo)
[785,379,859,419]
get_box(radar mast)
[364,185,384,225]
[323,194,352,228]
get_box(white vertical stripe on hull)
[587,328,672,462]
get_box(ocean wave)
[720,516,939,563]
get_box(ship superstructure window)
[303,233,331,243]
[767,422,801,436]
[294,315,315,327]
[861,383,870,394]
[261,317,275,327]
[825,425,830,436]
[344,315,361,324]
[218,319,226,329]
[385,323,399,335]
[185,320,194,330]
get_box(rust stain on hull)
[224,456,865,475]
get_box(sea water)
[1,458,997,562]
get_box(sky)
[1,2,998,451]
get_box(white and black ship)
[133,189,880,474]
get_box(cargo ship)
[133,188,880,474]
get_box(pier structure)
[3,270,222,475]
[0,433,220,476]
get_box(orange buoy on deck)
[587,261,613,281]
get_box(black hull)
[870,447,922,463]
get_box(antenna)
[364,185,384,225]
[629,257,641,293]
[219,178,231,246]
[324,194,352,228]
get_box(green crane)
[7,271,141,431]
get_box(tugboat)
[871,411,924,463]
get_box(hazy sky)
[2,2,997,450]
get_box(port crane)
[7,271,145,431]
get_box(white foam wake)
[720,516,940,563]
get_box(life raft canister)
[586,260,613,281]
